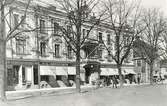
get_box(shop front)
[7,59,39,91]
[122,67,136,84]
[84,61,101,84]
[39,65,86,88]
[99,66,136,85]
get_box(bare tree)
[103,0,143,87]
[56,0,105,92]
[0,0,32,101]
[158,29,167,60]
[134,8,167,84]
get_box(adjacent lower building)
[133,38,161,83]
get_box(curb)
[6,86,95,101]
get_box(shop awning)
[40,66,85,76]
[40,66,67,75]
[115,69,127,75]
[100,68,135,76]
[68,67,76,75]
[67,67,85,75]
[40,66,55,75]
[100,68,118,76]
[100,68,109,76]
[56,67,68,75]
[124,69,136,74]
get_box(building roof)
[133,37,158,60]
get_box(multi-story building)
[5,1,135,91]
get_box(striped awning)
[67,67,85,75]
[100,68,118,76]
[40,66,68,76]
[56,67,68,75]
[40,66,55,75]
[125,69,136,74]
[67,67,76,75]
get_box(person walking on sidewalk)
[137,73,141,84]
[112,75,117,88]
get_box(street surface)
[1,84,167,106]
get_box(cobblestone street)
[1,84,167,106]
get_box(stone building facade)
[5,1,135,91]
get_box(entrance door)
[33,65,38,84]
[85,68,91,83]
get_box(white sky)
[140,0,167,15]
[38,0,167,15]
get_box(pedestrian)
[112,75,117,88]
[107,77,110,86]
[159,72,163,84]
[137,73,141,84]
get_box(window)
[124,58,129,63]
[67,25,71,36]
[67,45,72,58]
[16,39,26,54]
[40,42,46,56]
[67,25,74,39]
[98,32,103,43]
[123,35,129,46]
[82,29,86,36]
[114,36,118,50]
[87,30,89,35]
[13,14,19,28]
[55,44,60,57]
[7,65,19,85]
[21,16,26,24]
[53,22,59,34]
[40,19,45,33]
[137,60,141,67]
[22,66,26,84]
[33,65,38,84]
[20,16,26,27]
[98,50,102,58]
[107,34,111,45]
[141,67,145,73]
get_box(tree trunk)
[117,65,124,87]
[0,1,7,101]
[0,41,6,101]
[76,49,81,92]
[149,62,154,85]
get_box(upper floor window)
[98,50,102,58]
[53,22,59,34]
[82,29,86,37]
[136,60,141,67]
[67,25,71,35]
[55,44,60,57]
[40,42,46,56]
[20,16,26,28]
[107,34,111,45]
[87,30,89,35]
[67,25,74,39]
[13,14,19,28]
[16,39,26,55]
[67,45,72,59]
[98,32,103,43]
[114,36,119,50]
[123,35,129,46]
[40,19,45,33]
[21,16,26,24]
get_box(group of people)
[94,75,137,88]
[94,75,119,88]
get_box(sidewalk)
[6,82,162,101]
[6,85,95,100]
